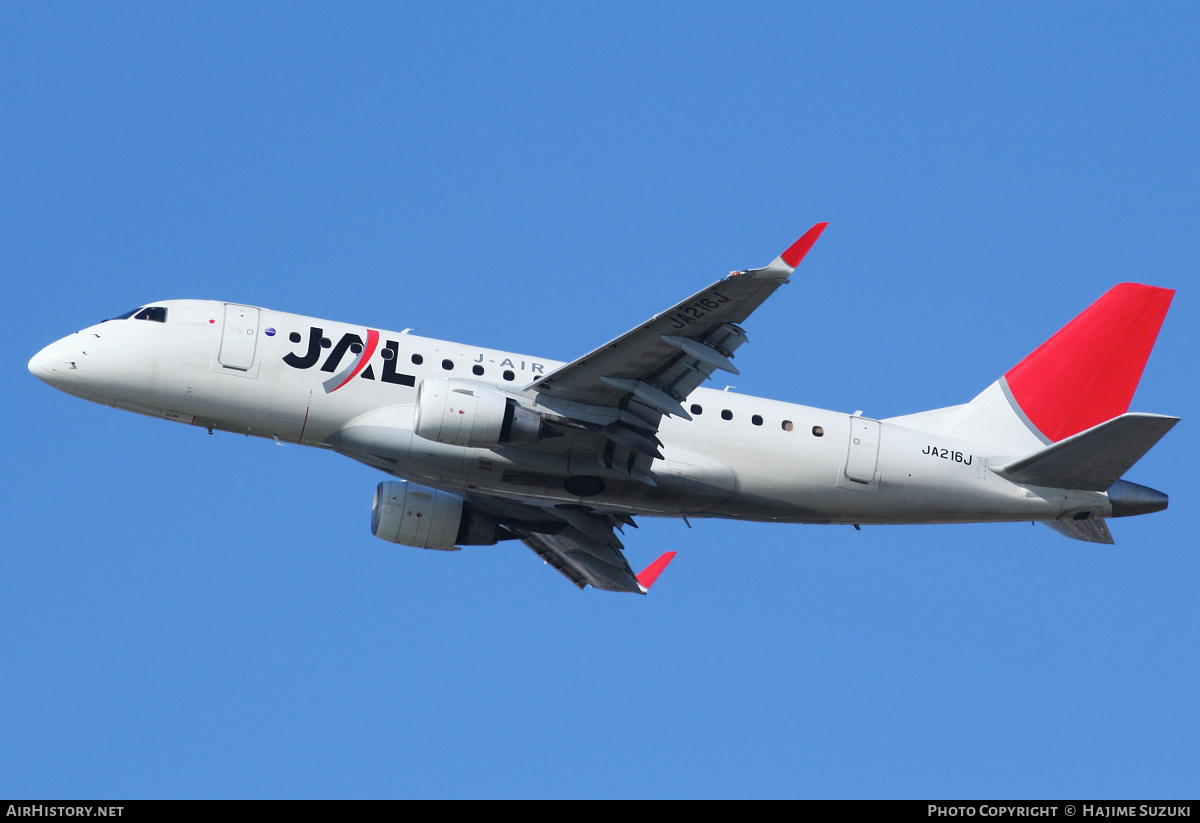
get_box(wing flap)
[516,528,646,593]
[510,507,673,593]
[520,530,589,589]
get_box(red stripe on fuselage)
[330,329,380,393]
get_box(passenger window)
[134,307,167,323]
[411,354,423,365]
[503,370,515,381]
[812,426,824,437]
[721,409,733,421]
[752,415,763,426]
[690,404,703,415]
[472,365,485,376]
[782,420,794,432]
[441,359,454,370]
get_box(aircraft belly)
[332,407,740,514]
[466,446,735,515]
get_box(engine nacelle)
[413,378,542,447]
[371,480,505,550]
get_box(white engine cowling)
[413,378,541,447]
[371,480,504,550]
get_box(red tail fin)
[1004,283,1174,442]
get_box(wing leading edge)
[530,223,827,413]
[526,224,828,485]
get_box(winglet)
[780,222,829,268]
[636,551,677,592]
[746,223,828,279]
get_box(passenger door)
[218,304,260,371]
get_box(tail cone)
[1108,479,1168,517]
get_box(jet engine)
[413,378,542,447]
[371,480,508,550]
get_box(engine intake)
[371,480,508,550]
[413,378,542,447]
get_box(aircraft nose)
[28,336,81,390]
[29,344,56,381]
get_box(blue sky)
[3,2,1197,798]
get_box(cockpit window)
[134,307,167,322]
[104,306,167,322]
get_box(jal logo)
[283,327,416,393]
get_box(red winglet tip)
[780,222,829,268]
[636,551,677,590]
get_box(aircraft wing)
[528,224,828,442]
[514,527,676,594]
[515,527,643,592]
[472,227,825,589]
[465,494,677,593]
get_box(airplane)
[28,224,1178,594]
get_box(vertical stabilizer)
[888,283,1174,451]
[1003,283,1173,442]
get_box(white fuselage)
[29,300,1112,528]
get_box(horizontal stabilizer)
[1042,518,1115,544]
[994,413,1179,491]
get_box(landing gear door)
[845,416,881,483]
[219,304,260,370]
